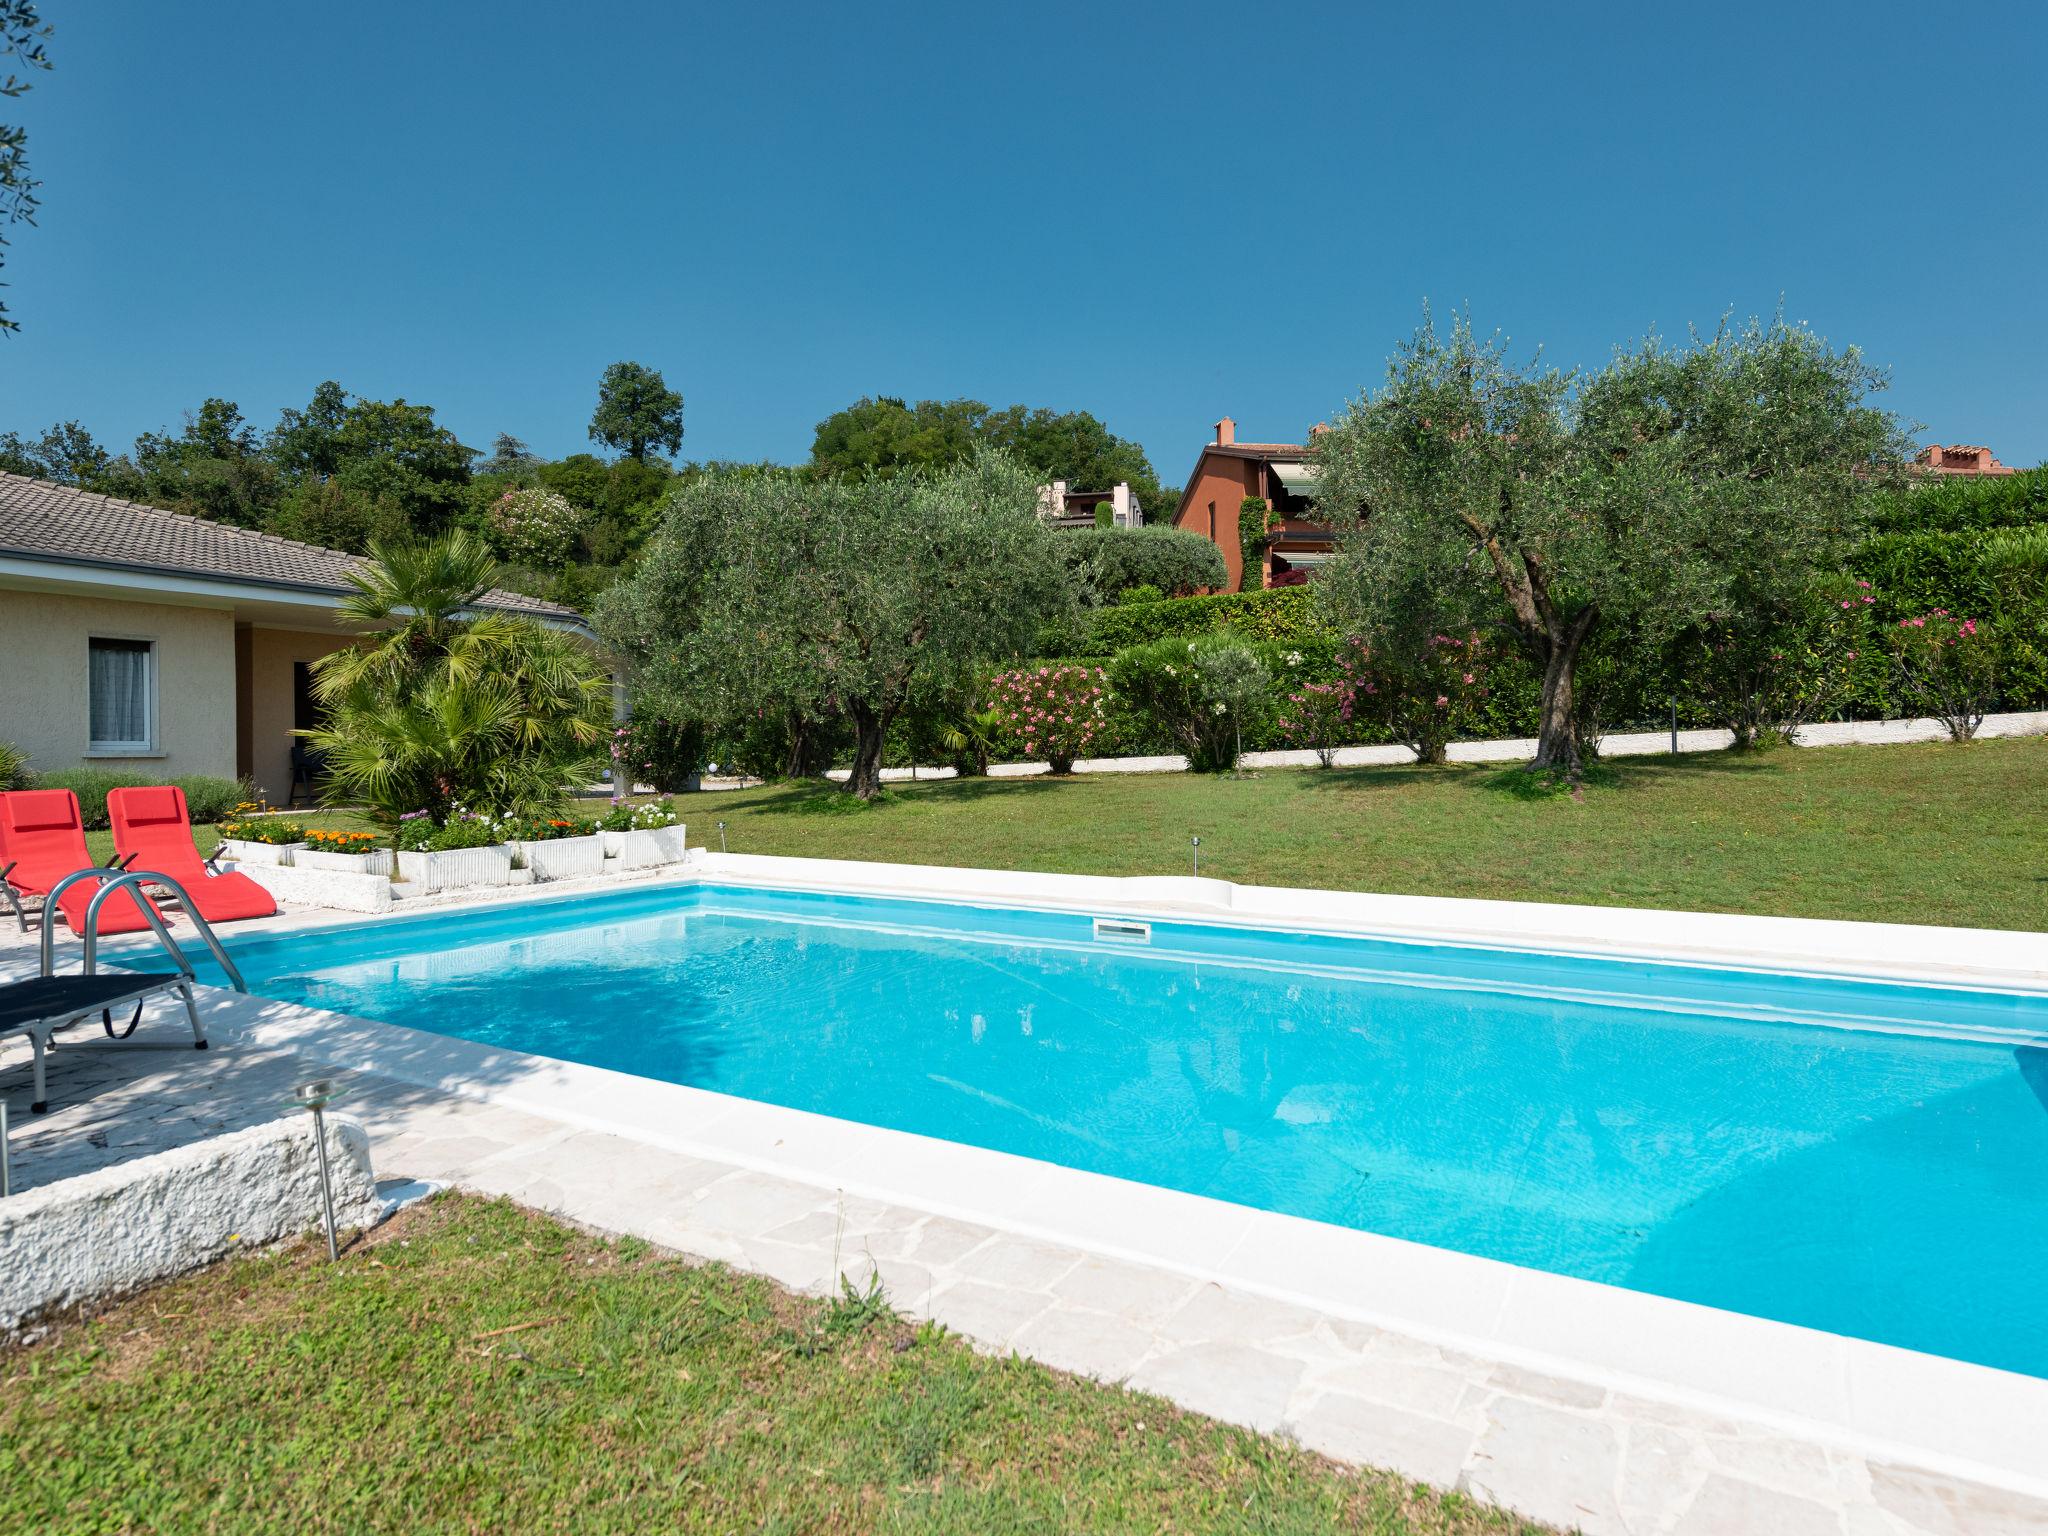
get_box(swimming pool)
[179,881,2048,1379]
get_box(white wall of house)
[0,590,238,779]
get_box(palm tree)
[303,534,612,832]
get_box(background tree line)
[3,370,1178,612]
[599,310,2042,793]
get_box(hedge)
[1059,526,1229,600]
[25,770,249,830]
[1082,586,1326,652]
[1855,524,2041,619]
[1870,465,2048,534]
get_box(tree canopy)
[0,0,51,335]
[1311,311,1908,772]
[589,361,684,462]
[598,449,1078,798]
[809,396,1167,511]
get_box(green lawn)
[698,737,2048,932]
[0,1196,1546,1536]
[76,737,2047,931]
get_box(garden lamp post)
[717,821,727,854]
[1191,836,1201,877]
[292,1079,345,1262]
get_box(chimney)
[1111,482,1132,526]
[1214,416,1236,447]
[1309,422,1329,438]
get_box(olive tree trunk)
[842,702,891,800]
[1529,619,1594,772]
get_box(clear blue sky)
[3,1,2044,484]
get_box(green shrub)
[1110,635,1279,772]
[1084,586,1327,652]
[613,709,705,794]
[30,770,252,830]
[1237,496,1274,591]
[1870,465,2048,534]
[1890,612,1999,741]
[985,663,1110,773]
[177,776,249,825]
[1060,526,1228,602]
[1117,583,1164,606]
[0,740,31,791]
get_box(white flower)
[1212,701,1227,715]
[1285,650,1303,666]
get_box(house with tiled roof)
[1913,443,2017,477]
[0,472,585,799]
[1170,418,1333,592]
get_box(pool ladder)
[40,868,249,993]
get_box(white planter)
[601,823,687,870]
[507,833,606,882]
[394,845,512,895]
[293,848,395,877]
[217,839,302,867]
[237,862,392,914]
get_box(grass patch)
[696,737,2048,932]
[0,1196,1548,1535]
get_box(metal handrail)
[41,868,248,993]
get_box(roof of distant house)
[0,472,581,618]
[1914,444,2017,477]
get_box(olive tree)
[598,449,1077,799]
[1312,312,1907,772]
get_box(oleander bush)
[1109,635,1291,773]
[985,664,1109,773]
[1890,612,1999,742]
[612,708,705,794]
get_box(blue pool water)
[172,883,2048,1377]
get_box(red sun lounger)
[107,786,278,925]
[0,789,165,936]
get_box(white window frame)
[86,634,160,756]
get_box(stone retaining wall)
[0,1114,381,1331]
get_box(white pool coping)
[159,855,2048,1502]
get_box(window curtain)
[89,638,152,747]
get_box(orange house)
[1914,443,2017,477]
[1170,418,1334,592]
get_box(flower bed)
[502,816,605,882]
[294,828,394,877]
[217,814,307,866]
[393,808,514,893]
[597,801,688,870]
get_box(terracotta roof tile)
[0,472,581,619]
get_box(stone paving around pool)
[3,996,2042,1536]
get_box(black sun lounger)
[0,867,245,1116]
[0,971,208,1114]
